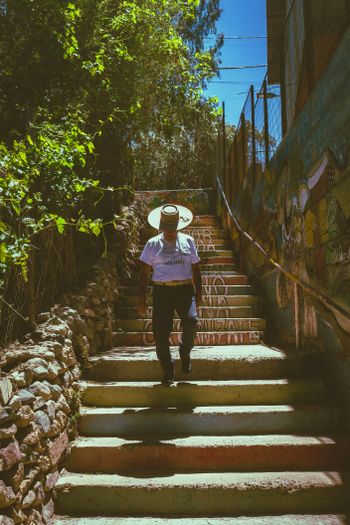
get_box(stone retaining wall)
[0,200,145,524]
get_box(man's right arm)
[138,261,152,316]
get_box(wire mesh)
[267,84,283,160]
[242,91,253,174]
[254,84,266,172]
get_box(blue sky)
[205,0,267,125]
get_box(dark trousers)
[152,284,198,374]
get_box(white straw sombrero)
[147,204,193,231]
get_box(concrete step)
[136,249,233,258]
[112,330,264,346]
[115,318,266,333]
[78,405,341,437]
[79,379,326,407]
[55,471,350,516]
[120,294,261,307]
[134,257,236,269]
[201,263,237,271]
[125,274,249,286]
[53,515,350,525]
[85,346,325,381]
[188,215,218,225]
[140,236,227,247]
[119,305,262,319]
[120,284,255,296]
[66,435,350,473]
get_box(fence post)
[241,113,246,180]
[26,249,36,330]
[279,32,288,136]
[222,101,226,191]
[250,85,256,179]
[263,79,270,165]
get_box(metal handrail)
[216,177,350,331]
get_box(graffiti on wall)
[234,144,350,341]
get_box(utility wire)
[218,65,267,70]
[205,35,267,39]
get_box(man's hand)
[195,292,203,309]
[137,296,148,317]
[192,262,202,311]
[138,261,152,317]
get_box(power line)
[205,35,267,40]
[209,80,262,85]
[218,65,267,70]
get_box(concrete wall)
[224,26,350,415]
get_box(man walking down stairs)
[53,213,350,524]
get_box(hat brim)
[147,205,193,231]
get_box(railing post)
[263,79,270,165]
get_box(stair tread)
[80,404,337,415]
[80,379,324,387]
[88,345,321,362]
[53,515,350,525]
[56,470,350,488]
[71,434,350,448]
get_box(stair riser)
[56,482,349,516]
[81,383,326,407]
[124,275,248,286]
[119,306,261,319]
[113,331,263,346]
[141,232,225,241]
[78,410,340,437]
[120,285,254,295]
[202,264,237,271]
[115,319,266,332]
[120,295,260,307]
[86,359,309,382]
[67,442,350,473]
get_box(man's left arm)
[192,262,202,309]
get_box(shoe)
[161,375,174,386]
[161,363,175,385]
[181,355,192,374]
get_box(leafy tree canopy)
[0,0,222,278]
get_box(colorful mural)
[224,26,350,349]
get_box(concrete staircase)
[54,214,350,524]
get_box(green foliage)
[0,0,222,281]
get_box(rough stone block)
[16,405,35,428]
[0,440,23,470]
[0,379,13,406]
[0,481,16,509]
[0,424,17,440]
[48,431,69,466]
[0,516,15,525]
[34,411,51,434]
[18,390,35,405]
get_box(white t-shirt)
[140,232,200,282]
